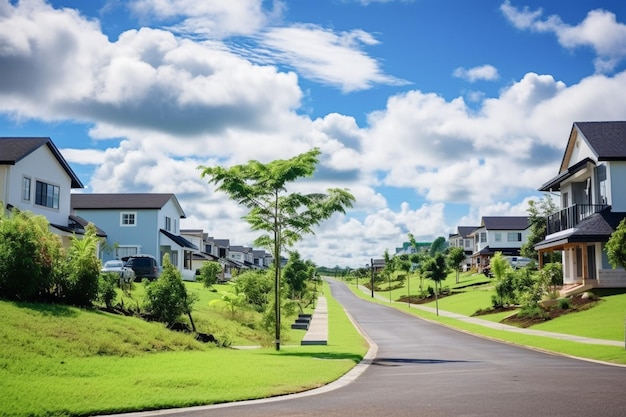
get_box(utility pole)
[370,258,374,298]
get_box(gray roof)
[0,137,83,188]
[160,229,197,250]
[576,121,626,160]
[71,193,185,217]
[535,210,626,249]
[457,226,479,237]
[481,216,529,230]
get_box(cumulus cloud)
[501,0,626,73]
[128,0,283,38]
[2,1,626,267]
[453,65,499,82]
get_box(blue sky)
[2,0,626,267]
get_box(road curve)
[131,279,626,417]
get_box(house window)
[22,177,31,201]
[120,212,137,226]
[165,216,171,232]
[495,233,502,242]
[507,232,522,242]
[117,246,139,259]
[170,251,179,267]
[480,232,486,242]
[35,180,59,209]
[184,250,192,270]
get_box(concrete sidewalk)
[301,296,328,345]
[355,284,624,348]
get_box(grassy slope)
[0,282,366,417]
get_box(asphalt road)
[134,279,626,417]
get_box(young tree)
[144,255,197,331]
[447,246,466,284]
[408,233,427,292]
[283,251,313,300]
[606,218,626,270]
[420,253,448,315]
[199,148,355,350]
[520,194,557,262]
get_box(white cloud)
[256,24,408,92]
[453,65,499,82]
[501,0,626,73]
[3,1,626,267]
[128,0,283,38]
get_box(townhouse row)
[0,137,271,281]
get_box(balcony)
[546,204,609,235]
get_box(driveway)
[127,279,626,417]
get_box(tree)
[199,148,355,350]
[447,247,466,284]
[420,253,448,315]
[408,233,427,292]
[606,218,626,270]
[490,252,515,308]
[283,251,313,300]
[520,194,557,261]
[429,236,447,257]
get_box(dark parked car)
[123,255,159,281]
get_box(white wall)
[6,146,73,225]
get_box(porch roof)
[538,157,595,192]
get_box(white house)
[469,216,530,272]
[0,137,104,247]
[536,121,626,289]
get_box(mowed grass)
[345,274,626,365]
[0,282,367,417]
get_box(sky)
[2,0,626,269]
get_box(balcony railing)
[546,204,609,235]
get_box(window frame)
[34,180,60,209]
[120,212,137,227]
[22,176,31,201]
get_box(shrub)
[558,298,571,309]
[0,209,64,300]
[518,305,549,320]
[196,261,222,288]
[62,224,101,306]
[98,272,119,308]
[144,255,196,326]
[235,270,273,312]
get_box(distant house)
[0,137,105,247]
[71,193,197,280]
[395,241,431,255]
[536,121,626,289]
[449,226,479,271]
[469,216,530,272]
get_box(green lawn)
[345,276,626,365]
[0,282,367,417]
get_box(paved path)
[355,283,625,347]
[301,296,328,345]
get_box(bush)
[62,224,101,306]
[558,298,571,309]
[196,261,222,288]
[98,272,119,308]
[235,270,273,312]
[518,305,549,320]
[144,255,196,326]
[0,209,64,300]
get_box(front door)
[587,244,597,280]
